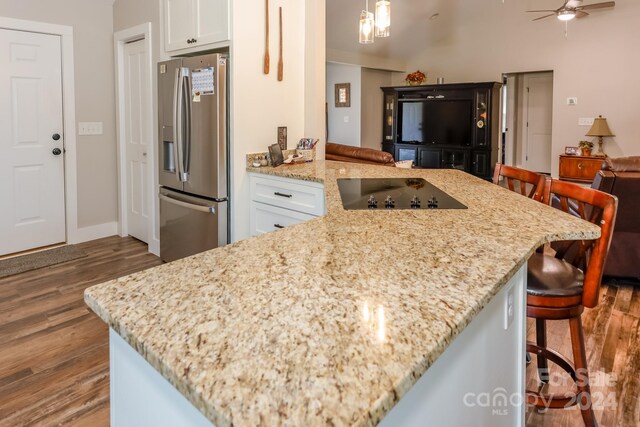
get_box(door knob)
[52,133,61,141]
[52,148,62,156]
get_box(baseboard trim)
[149,238,160,257]
[71,222,119,244]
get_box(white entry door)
[124,39,149,243]
[0,29,65,256]
[523,73,553,174]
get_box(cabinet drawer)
[559,156,604,182]
[250,202,316,236]
[250,175,325,216]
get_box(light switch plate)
[343,116,350,123]
[567,97,578,106]
[578,117,595,126]
[78,122,103,135]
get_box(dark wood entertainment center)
[381,82,502,180]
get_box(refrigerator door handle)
[173,67,190,183]
[159,193,216,214]
[181,68,191,181]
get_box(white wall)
[305,0,327,160]
[230,0,308,241]
[401,0,640,177]
[326,62,361,146]
[361,68,392,151]
[0,0,117,228]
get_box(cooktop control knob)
[384,195,395,209]
[427,196,438,209]
[367,195,378,209]
[410,196,421,209]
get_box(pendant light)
[375,0,391,37]
[359,0,375,44]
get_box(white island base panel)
[109,265,526,427]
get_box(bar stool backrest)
[542,178,618,308]
[492,163,546,202]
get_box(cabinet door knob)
[578,163,584,170]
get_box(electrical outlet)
[343,116,350,123]
[578,117,595,126]
[567,97,578,106]
[504,285,515,330]
[78,122,103,135]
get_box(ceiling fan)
[528,0,615,21]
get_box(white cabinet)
[164,0,230,53]
[249,174,325,237]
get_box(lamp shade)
[586,115,615,137]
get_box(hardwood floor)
[0,236,161,426]
[526,279,640,426]
[0,236,638,426]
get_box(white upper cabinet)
[164,0,230,53]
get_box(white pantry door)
[523,73,553,174]
[124,39,149,243]
[0,29,65,256]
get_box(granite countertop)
[85,161,600,427]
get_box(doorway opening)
[502,71,554,174]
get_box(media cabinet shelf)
[381,82,501,179]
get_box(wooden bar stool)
[492,163,546,202]
[526,178,617,427]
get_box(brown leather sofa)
[591,156,640,280]
[325,142,395,166]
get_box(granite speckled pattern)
[85,161,600,427]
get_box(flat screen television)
[399,100,473,146]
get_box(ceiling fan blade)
[576,10,590,18]
[527,9,556,13]
[532,13,557,21]
[579,1,615,10]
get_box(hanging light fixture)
[375,0,391,37]
[359,0,375,44]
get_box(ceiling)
[325,0,589,63]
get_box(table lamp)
[586,115,615,157]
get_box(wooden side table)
[559,155,605,183]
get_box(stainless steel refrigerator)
[158,53,228,262]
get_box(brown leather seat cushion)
[326,142,395,165]
[527,253,584,298]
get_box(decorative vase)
[406,80,424,86]
[581,148,592,157]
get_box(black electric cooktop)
[337,178,467,210]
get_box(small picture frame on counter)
[268,143,284,167]
[565,146,579,155]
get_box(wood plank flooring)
[0,236,161,426]
[525,279,640,426]
[0,236,638,426]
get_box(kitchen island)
[85,161,599,426]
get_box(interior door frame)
[0,17,79,244]
[114,23,159,256]
[521,71,553,173]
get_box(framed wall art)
[335,83,350,108]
